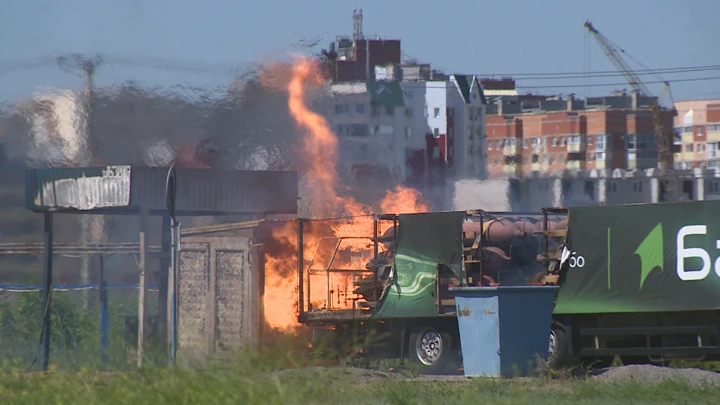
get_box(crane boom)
[584,20,676,191]
[584,21,652,97]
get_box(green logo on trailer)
[633,223,664,291]
[608,222,720,291]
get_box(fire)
[261,56,430,333]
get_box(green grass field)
[0,363,719,405]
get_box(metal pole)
[41,212,54,371]
[99,255,108,364]
[165,165,179,367]
[170,217,179,366]
[297,219,304,321]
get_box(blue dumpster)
[450,286,559,377]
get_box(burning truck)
[293,200,720,374]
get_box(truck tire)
[548,322,578,369]
[408,326,460,375]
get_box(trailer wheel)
[408,326,459,375]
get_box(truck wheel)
[408,326,459,375]
[548,322,578,369]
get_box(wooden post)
[137,208,150,368]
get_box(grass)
[0,364,719,405]
[1,344,720,405]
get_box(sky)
[1,0,719,104]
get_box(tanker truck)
[296,200,720,374]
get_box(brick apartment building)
[674,99,720,170]
[484,85,676,178]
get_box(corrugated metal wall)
[177,234,260,363]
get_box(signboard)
[29,166,132,211]
[554,200,720,314]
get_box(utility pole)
[56,53,105,310]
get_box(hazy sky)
[1,0,718,103]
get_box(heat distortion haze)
[261,56,430,334]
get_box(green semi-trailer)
[296,200,720,374]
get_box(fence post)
[137,208,150,368]
[41,211,54,371]
[99,255,109,365]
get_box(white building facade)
[327,80,410,187]
[326,72,488,210]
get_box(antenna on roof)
[353,9,364,40]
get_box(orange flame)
[262,56,430,333]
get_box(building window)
[686,143,694,152]
[596,151,606,160]
[637,134,655,150]
[487,140,493,150]
[335,104,349,114]
[697,126,704,136]
[626,134,636,149]
[355,104,365,114]
[683,126,693,134]
[336,124,349,135]
[707,124,720,133]
[432,147,441,159]
[595,134,605,150]
[531,137,539,146]
[404,126,412,138]
[405,108,413,118]
[433,128,440,138]
[568,135,581,145]
[708,143,718,158]
[633,181,643,193]
[610,181,618,193]
[698,143,706,153]
[434,108,440,118]
[551,137,557,147]
[348,124,370,137]
[559,137,566,146]
[708,181,720,194]
[523,139,528,149]
[587,152,595,161]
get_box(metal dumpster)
[450,286,558,377]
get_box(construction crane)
[584,20,678,200]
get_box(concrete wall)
[451,168,720,211]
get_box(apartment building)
[485,90,675,178]
[674,99,720,169]
[327,80,409,187]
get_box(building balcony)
[565,160,585,171]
